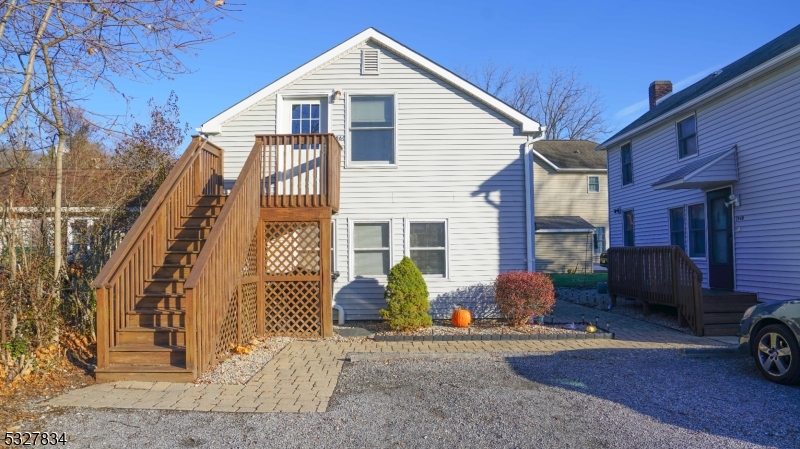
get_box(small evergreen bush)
[494,271,555,327]
[379,256,433,331]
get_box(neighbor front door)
[707,187,735,290]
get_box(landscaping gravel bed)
[341,319,588,336]
[38,349,800,448]
[557,287,692,333]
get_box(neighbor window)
[353,222,390,277]
[593,227,606,255]
[677,115,698,158]
[688,204,706,258]
[409,222,447,277]
[669,207,686,251]
[623,210,635,247]
[349,95,395,164]
[588,176,600,193]
[621,143,633,185]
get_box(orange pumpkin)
[451,308,472,328]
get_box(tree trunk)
[54,135,64,283]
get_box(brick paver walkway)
[46,301,727,413]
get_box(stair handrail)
[671,246,705,335]
[92,136,224,369]
[183,139,262,376]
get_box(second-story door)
[281,97,328,134]
[275,97,328,196]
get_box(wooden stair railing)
[183,140,262,376]
[92,137,224,372]
[608,246,704,335]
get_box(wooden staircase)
[700,289,759,336]
[95,195,225,382]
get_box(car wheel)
[754,324,800,385]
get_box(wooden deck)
[608,246,758,336]
[93,134,341,382]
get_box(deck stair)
[95,195,224,382]
[700,289,759,336]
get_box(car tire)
[753,324,800,385]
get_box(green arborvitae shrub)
[379,256,433,331]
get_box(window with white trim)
[677,115,698,159]
[593,227,606,255]
[588,176,600,193]
[688,203,706,258]
[349,95,395,164]
[409,222,447,277]
[353,222,390,277]
[669,207,686,251]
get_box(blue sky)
[89,1,800,141]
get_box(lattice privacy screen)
[263,221,323,337]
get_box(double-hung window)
[677,116,698,159]
[621,143,633,185]
[353,222,390,277]
[349,95,395,164]
[669,207,686,251]
[688,204,706,258]
[409,222,447,277]
[588,176,600,193]
[623,210,635,247]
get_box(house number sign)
[336,135,345,142]
[735,216,744,221]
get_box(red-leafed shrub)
[494,271,555,327]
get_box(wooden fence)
[607,246,704,335]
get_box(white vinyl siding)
[535,233,594,273]
[607,58,800,298]
[211,41,529,319]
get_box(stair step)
[185,206,222,217]
[167,238,203,252]
[164,251,199,264]
[181,216,215,227]
[173,227,211,239]
[702,312,745,325]
[702,323,740,336]
[703,302,757,313]
[129,308,186,327]
[195,196,226,207]
[145,279,186,295]
[109,344,186,365]
[136,294,186,310]
[95,364,194,383]
[117,326,185,346]
[153,264,193,279]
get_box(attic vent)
[361,49,380,75]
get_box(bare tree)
[0,0,231,284]
[460,62,609,141]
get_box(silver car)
[739,300,800,385]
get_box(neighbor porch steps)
[95,195,225,382]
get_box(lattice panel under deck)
[264,222,320,276]
[240,282,258,342]
[214,285,239,359]
[263,281,321,337]
[242,232,258,278]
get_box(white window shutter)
[361,49,380,75]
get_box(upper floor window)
[623,210,635,247]
[621,143,633,185]
[669,207,686,251]
[349,95,395,164]
[588,176,600,193]
[677,115,698,159]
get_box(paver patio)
[45,301,731,413]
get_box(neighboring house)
[531,140,608,273]
[597,24,800,305]
[198,28,544,320]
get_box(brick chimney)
[648,81,673,110]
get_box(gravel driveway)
[38,349,800,448]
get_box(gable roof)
[532,140,606,170]
[597,24,800,151]
[198,28,543,135]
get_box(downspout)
[524,132,545,271]
[332,303,345,325]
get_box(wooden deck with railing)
[93,134,341,381]
[607,246,757,336]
